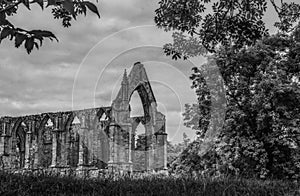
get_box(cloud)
[101,0,159,25]
[0,0,202,142]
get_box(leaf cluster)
[0,0,100,53]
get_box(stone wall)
[0,107,112,170]
[0,62,168,173]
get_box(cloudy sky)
[0,0,285,143]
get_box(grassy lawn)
[0,171,299,196]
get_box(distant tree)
[134,134,191,170]
[167,133,192,167]
[0,0,100,54]
[134,133,146,171]
[135,133,146,151]
[170,139,214,175]
[155,0,300,58]
[166,141,180,166]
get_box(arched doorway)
[12,121,27,168]
[129,85,153,171]
[67,116,80,167]
[93,110,110,169]
[133,123,146,171]
[39,118,54,168]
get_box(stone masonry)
[0,62,167,174]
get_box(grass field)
[0,171,299,196]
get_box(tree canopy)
[155,0,300,58]
[0,0,100,54]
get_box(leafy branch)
[0,0,101,54]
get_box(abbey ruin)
[0,62,167,175]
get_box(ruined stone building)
[0,62,167,173]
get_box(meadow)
[0,170,299,196]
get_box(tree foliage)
[167,133,191,167]
[179,31,300,180]
[0,0,100,54]
[155,0,300,58]
[133,133,146,171]
[156,0,300,180]
[182,66,211,138]
[134,133,193,170]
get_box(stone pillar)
[131,130,135,166]
[154,132,168,170]
[0,135,4,155]
[24,131,31,168]
[77,137,83,166]
[59,131,69,167]
[0,135,5,169]
[51,134,58,167]
[108,123,118,172]
[77,133,85,166]
[65,131,70,166]
[59,131,65,166]
[119,123,133,172]
[77,115,88,167]
[0,120,9,155]
[88,130,94,165]
[32,137,39,169]
[151,133,156,171]
[24,120,34,169]
[128,126,132,164]
[108,126,114,164]
[56,114,65,167]
[51,116,59,167]
[163,133,167,170]
[120,129,125,164]
[0,120,10,169]
[114,128,119,171]
[145,123,154,171]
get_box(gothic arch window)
[43,119,53,144]
[12,120,27,168]
[129,84,152,121]
[69,116,80,144]
[68,116,80,167]
[91,111,109,169]
[21,122,26,127]
[97,111,110,131]
[39,117,54,168]
[130,91,144,117]
[45,119,53,127]
[72,116,80,125]
[99,113,108,121]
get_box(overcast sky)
[0,0,286,143]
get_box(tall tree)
[178,31,300,179]
[0,0,100,54]
[155,0,300,179]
